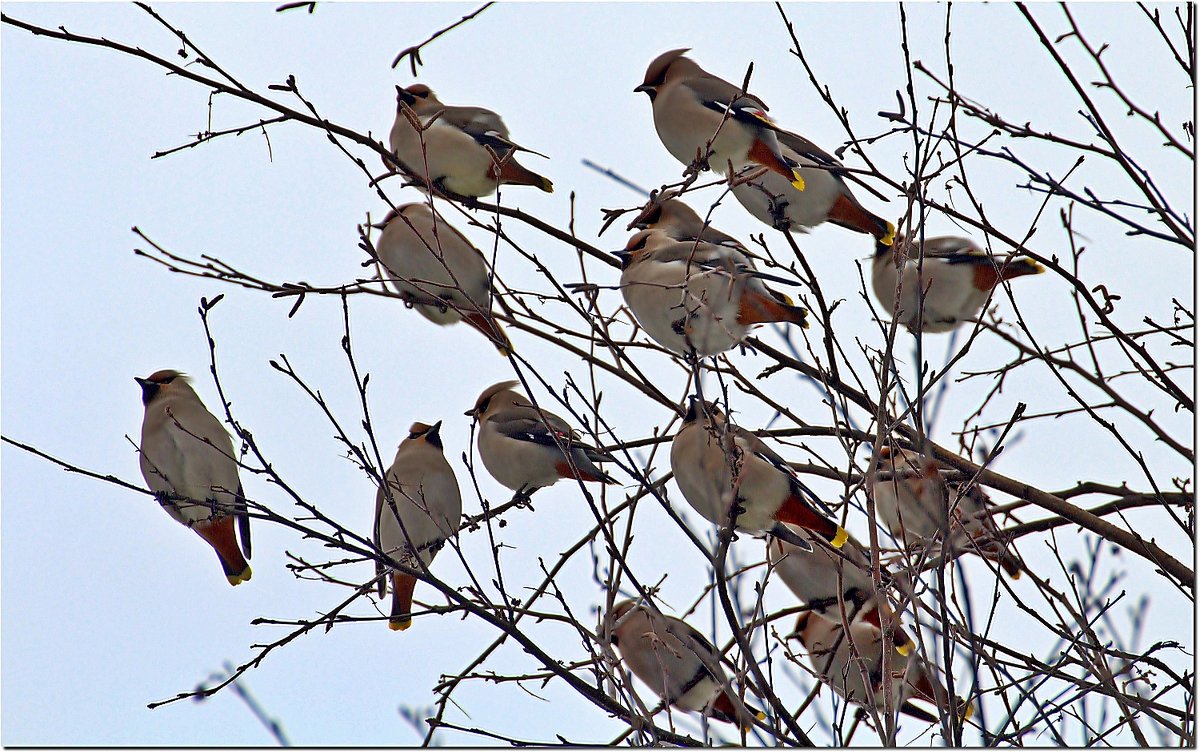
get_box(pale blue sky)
[2,2,1192,746]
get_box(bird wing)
[438,105,548,159]
[488,412,573,448]
[489,412,615,462]
[235,483,252,560]
[775,129,844,169]
[684,75,774,126]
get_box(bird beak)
[634,84,655,95]
[464,408,476,417]
[369,222,387,231]
[428,420,443,437]
[613,250,632,269]
[135,376,158,404]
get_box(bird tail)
[976,538,1023,579]
[462,310,513,356]
[737,289,809,328]
[911,667,974,721]
[491,158,554,193]
[828,193,895,246]
[858,601,915,656]
[747,137,807,190]
[195,517,252,586]
[556,457,618,485]
[775,496,848,549]
[389,571,417,631]
[1001,257,1046,280]
[710,690,766,730]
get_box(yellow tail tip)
[388,618,412,631]
[895,641,912,657]
[226,566,252,586]
[879,222,897,247]
[755,710,766,721]
[1027,260,1047,274]
[962,700,976,721]
[539,177,554,193]
[831,527,849,548]
[790,170,806,192]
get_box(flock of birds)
[134,48,1040,734]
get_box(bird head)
[616,229,665,269]
[466,380,522,419]
[395,83,438,110]
[605,598,644,646]
[682,396,724,425]
[406,420,444,449]
[636,48,692,99]
[135,369,190,406]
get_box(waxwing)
[872,235,1045,334]
[670,399,847,549]
[871,447,1022,578]
[607,599,766,729]
[374,420,463,631]
[616,229,807,357]
[636,49,805,188]
[792,611,973,723]
[136,370,252,586]
[389,84,552,197]
[467,381,617,495]
[627,193,745,249]
[768,524,913,655]
[730,128,895,244]
[372,202,511,354]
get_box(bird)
[606,599,766,730]
[372,201,512,354]
[627,192,745,249]
[467,380,617,496]
[729,128,895,244]
[872,235,1046,333]
[374,420,463,631]
[388,84,553,198]
[136,370,252,586]
[616,229,808,357]
[871,446,1022,579]
[636,49,806,189]
[670,398,848,550]
[768,524,914,655]
[792,610,973,723]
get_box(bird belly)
[392,118,497,197]
[479,431,561,491]
[652,89,754,174]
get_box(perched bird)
[792,611,972,723]
[871,447,1022,578]
[768,524,913,655]
[627,193,744,249]
[636,49,805,189]
[136,370,252,586]
[607,599,766,729]
[730,129,895,244]
[372,202,512,354]
[388,84,553,197]
[670,399,847,550]
[467,381,617,495]
[872,235,1045,333]
[374,420,463,631]
[617,229,808,357]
